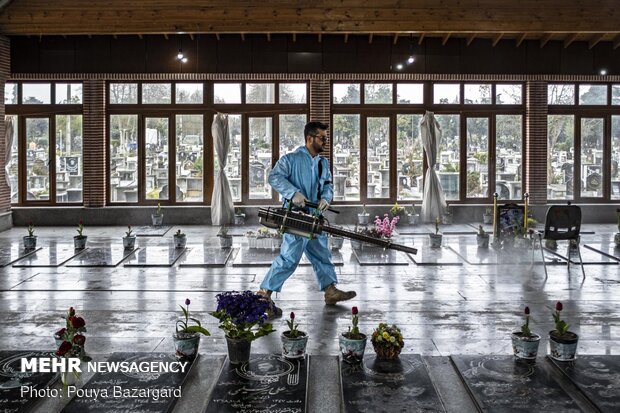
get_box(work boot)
[324,284,357,305]
[256,289,282,319]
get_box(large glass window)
[246,83,275,104]
[227,115,242,202]
[495,115,523,200]
[612,116,620,199]
[435,114,460,200]
[580,118,604,198]
[176,83,203,104]
[4,82,17,104]
[23,83,51,104]
[466,118,489,198]
[496,84,522,105]
[55,115,83,203]
[332,114,361,201]
[110,83,138,104]
[547,115,575,200]
[248,117,273,199]
[396,114,424,200]
[333,83,360,104]
[279,114,307,155]
[55,83,83,104]
[7,115,19,203]
[142,84,171,104]
[364,84,393,104]
[213,83,241,104]
[434,84,460,104]
[26,118,50,200]
[464,84,492,104]
[396,84,423,104]
[579,85,607,105]
[109,115,138,202]
[279,83,307,104]
[145,117,169,199]
[367,117,390,198]
[176,115,204,202]
[548,84,575,105]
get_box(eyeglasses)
[313,135,329,142]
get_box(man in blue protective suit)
[257,121,357,318]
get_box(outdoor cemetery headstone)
[548,355,620,413]
[133,225,172,237]
[451,355,581,412]
[61,352,195,413]
[12,244,87,267]
[340,354,444,413]
[0,245,41,267]
[178,246,233,267]
[66,246,138,267]
[0,350,58,413]
[206,354,307,413]
[123,246,187,267]
[352,246,409,266]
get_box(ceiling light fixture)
[600,69,607,75]
[182,57,188,63]
[396,63,404,70]
[407,56,415,64]
[176,49,185,60]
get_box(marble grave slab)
[407,244,463,266]
[133,225,172,237]
[232,247,344,267]
[548,355,620,413]
[123,246,187,267]
[178,246,233,267]
[205,354,307,413]
[451,355,580,412]
[439,224,478,235]
[584,243,620,262]
[544,241,618,265]
[61,352,195,413]
[0,350,58,413]
[66,246,139,267]
[352,246,410,266]
[341,354,444,413]
[396,225,433,235]
[448,244,568,266]
[225,225,255,236]
[0,245,41,267]
[468,222,495,234]
[12,244,88,267]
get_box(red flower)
[55,341,72,357]
[73,334,86,346]
[556,301,563,312]
[290,312,295,320]
[524,306,530,315]
[71,316,86,329]
[55,328,66,338]
[69,307,75,317]
[352,306,358,315]
[79,219,84,225]
[185,298,191,306]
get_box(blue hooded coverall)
[259,146,338,292]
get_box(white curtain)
[4,116,14,188]
[420,111,447,222]
[210,113,234,225]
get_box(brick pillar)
[82,79,106,207]
[310,77,332,163]
[0,36,10,212]
[525,80,548,205]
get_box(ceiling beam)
[466,33,477,46]
[515,33,527,47]
[563,33,579,48]
[540,33,553,48]
[588,33,605,49]
[492,33,503,47]
[441,33,451,45]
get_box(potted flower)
[615,209,620,247]
[74,219,87,249]
[54,307,92,386]
[371,323,404,360]
[123,225,136,249]
[511,306,540,360]
[441,206,453,225]
[549,301,579,361]
[329,234,344,250]
[173,229,187,248]
[429,218,442,248]
[218,227,233,249]
[357,204,370,225]
[152,203,164,226]
[233,208,246,226]
[407,204,419,225]
[476,225,489,248]
[482,207,493,224]
[173,298,210,361]
[281,312,308,359]
[339,306,367,364]
[23,221,37,250]
[390,202,406,218]
[210,291,275,364]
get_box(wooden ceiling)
[1,0,619,48]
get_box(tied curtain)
[4,116,14,188]
[210,113,234,225]
[420,111,447,222]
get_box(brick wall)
[525,80,548,205]
[82,80,106,207]
[0,37,10,212]
[310,79,332,163]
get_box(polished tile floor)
[1,224,618,412]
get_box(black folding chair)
[536,204,585,280]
